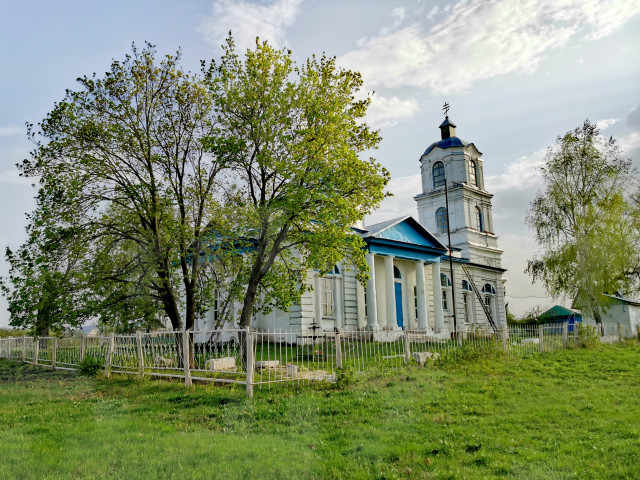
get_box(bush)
[335,365,356,389]
[577,325,599,349]
[78,356,104,376]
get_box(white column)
[432,262,445,331]
[415,260,430,331]
[365,253,378,330]
[384,255,397,329]
[334,276,344,330]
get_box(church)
[199,113,507,336]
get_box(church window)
[393,266,401,279]
[463,293,471,323]
[484,295,493,320]
[482,283,496,322]
[436,207,448,234]
[433,161,445,188]
[441,273,451,312]
[469,159,477,186]
[321,277,334,318]
[414,286,418,319]
[475,206,484,232]
[482,283,496,294]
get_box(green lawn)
[1,344,639,479]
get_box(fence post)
[34,337,39,365]
[21,336,26,362]
[105,333,115,378]
[538,324,544,353]
[562,323,568,349]
[80,336,86,362]
[136,331,144,377]
[183,329,192,387]
[52,338,58,370]
[335,331,343,369]
[403,328,411,364]
[245,329,254,399]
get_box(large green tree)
[205,38,389,326]
[526,120,638,323]
[4,43,234,332]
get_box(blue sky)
[1,0,640,326]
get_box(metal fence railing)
[0,322,634,397]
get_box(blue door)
[394,282,404,328]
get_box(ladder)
[461,264,498,332]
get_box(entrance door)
[394,282,403,328]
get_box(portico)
[357,216,448,332]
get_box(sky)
[1,0,639,327]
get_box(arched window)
[462,280,473,291]
[440,273,451,287]
[482,283,496,294]
[469,159,477,186]
[436,207,448,234]
[432,161,445,188]
[482,283,496,322]
[393,266,401,279]
[475,206,484,232]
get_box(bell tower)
[414,112,503,268]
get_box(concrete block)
[286,364,299,377]
[255,360,280,370]
[412,351,440,366]
[205,356,236,371]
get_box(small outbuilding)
[538,305,582,332]
[574,295,640,338]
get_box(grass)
[1,343,639,479]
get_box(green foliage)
[3,36,389,333]
[0,328,27,338]
[334,364,356,389]
[577,324,600,349]
[78,355,104,376]
[3,43,236,332]
[204,36,389,325]
[526,120,639,323]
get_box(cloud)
[628,105,640,129]
[427,6,439,20]
[198,0,303,54]
[0,126,23,137]
[339,0,640,93]
[366,95,419,128]
[485,149,546,194]
[619,132,640,154]
[595,118,619,130]
[367,174,421,224]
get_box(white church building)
[199,114,507,336]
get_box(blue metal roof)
[423,136,470,155]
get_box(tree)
[205,37,390,327]
[5,43,234,332]
[526,120,638,324]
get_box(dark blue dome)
[423,136,469,155]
